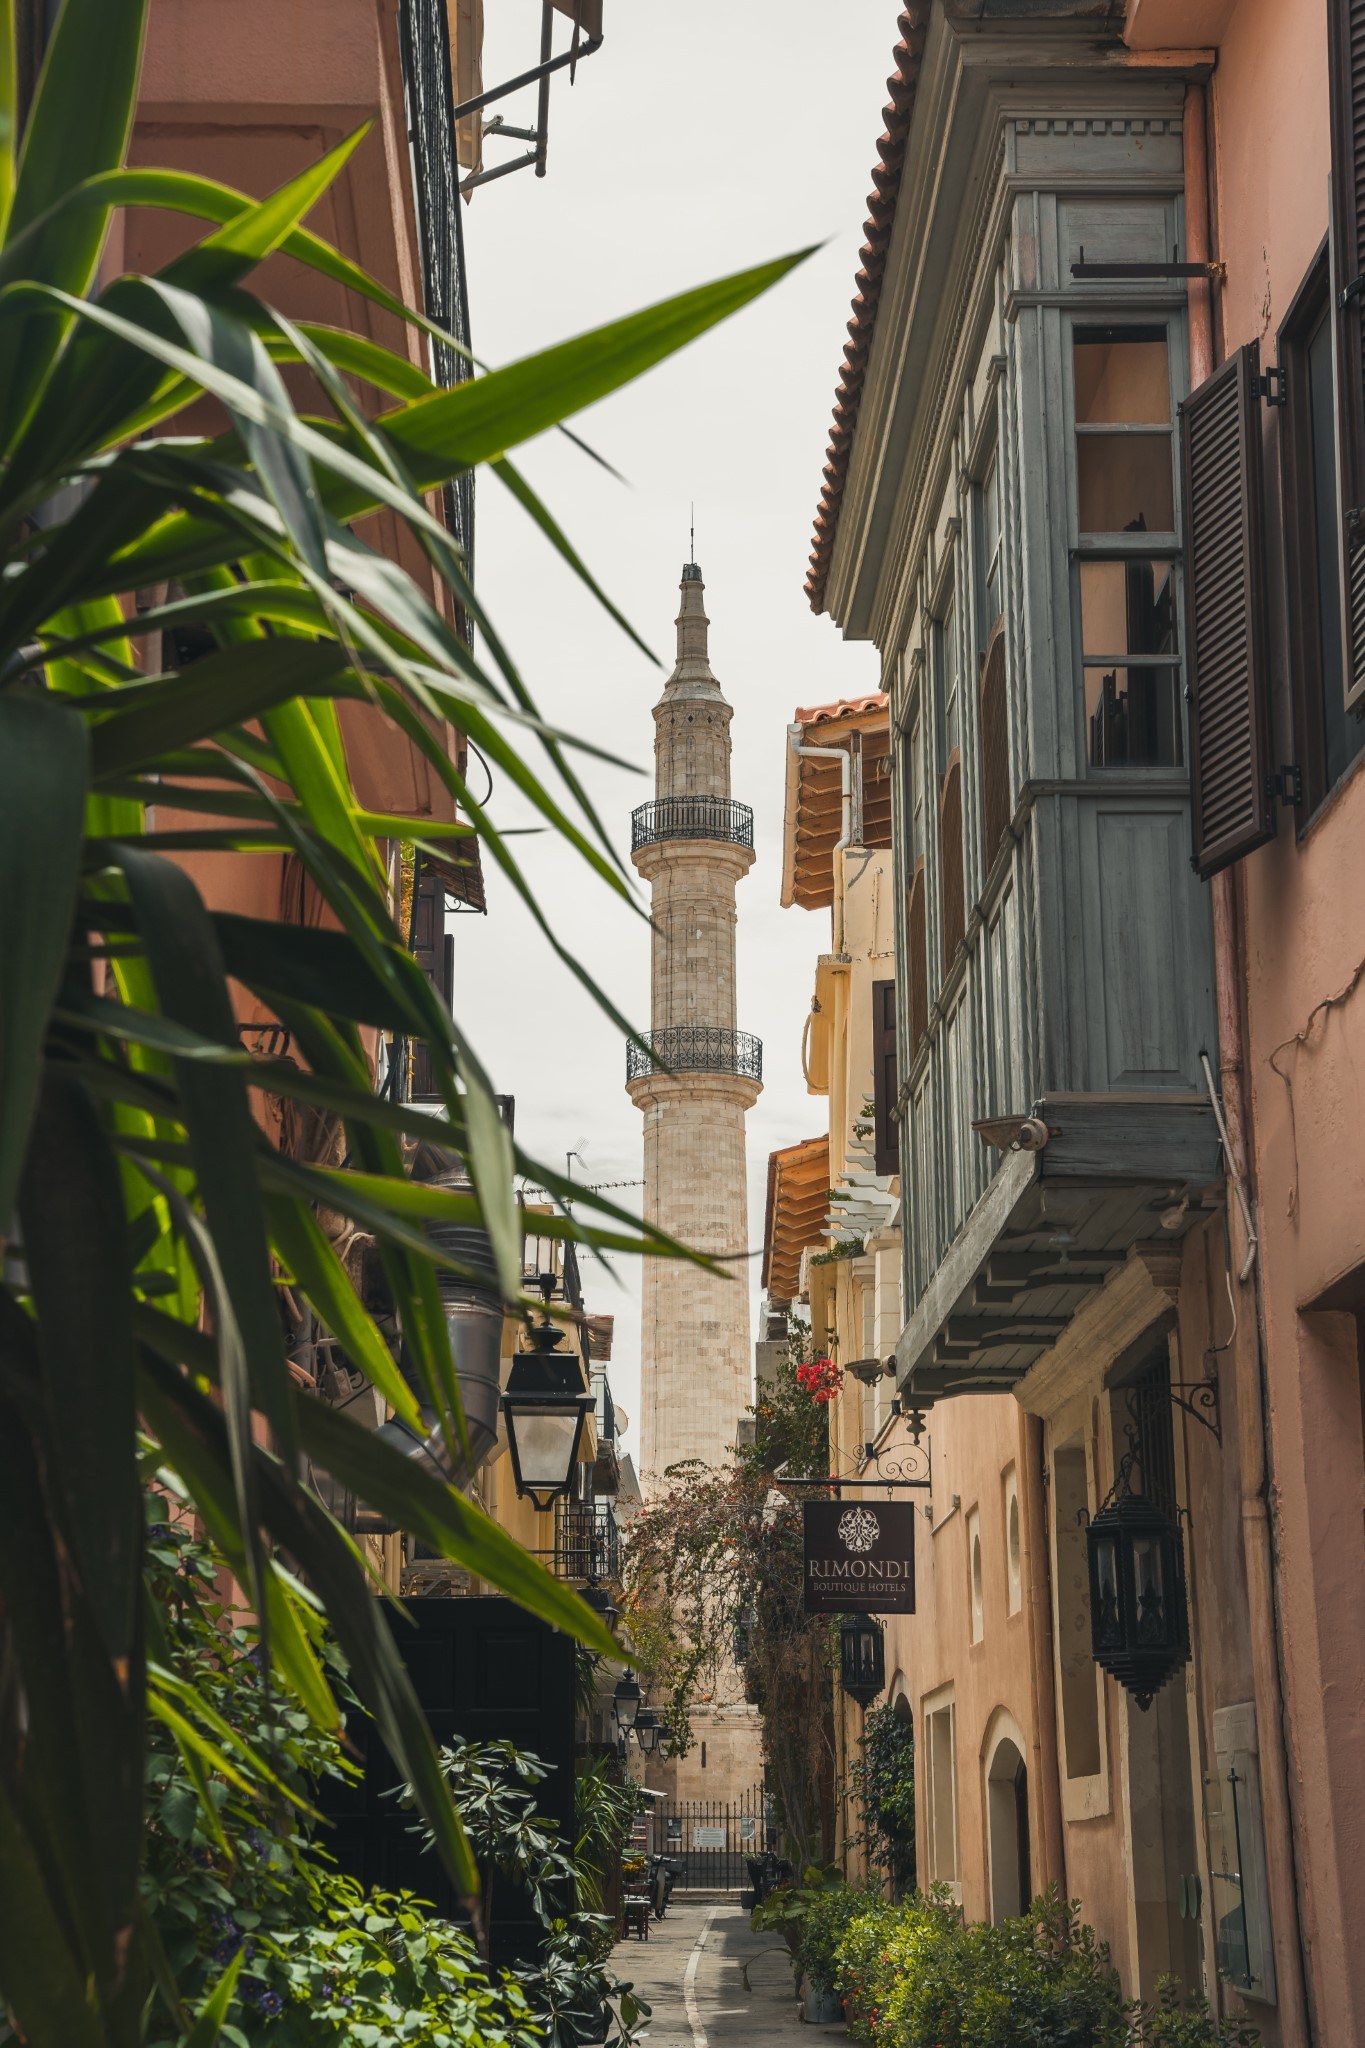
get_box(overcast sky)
[456,3,895,1459]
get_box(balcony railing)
[626,1026,763,1084]
[397,0,474,570]
[546,1502,620,1584]
[631,797,754,852]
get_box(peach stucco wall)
[1209,2,1365,2040]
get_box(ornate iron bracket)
[1169,1372,1222,1444]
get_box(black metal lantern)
[501,1318,594,1510]
[839,1612,886,1706]
[1086,1441,1190,1710]
[635,1709,661,1756]
[580,1582,619,1630]
[613,1674,641,1733]
[656,1722,677,1758]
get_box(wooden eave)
[894,1094,1221,1403]
[763,1136,832,1299]
[780,703,894,911]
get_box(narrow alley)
[624,1901,846,2048]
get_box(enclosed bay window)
[1074,324,1183,771]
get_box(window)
[922,1690,959,1893]
[901,707,929,1059]
[976,447,1003,642]
[1074,324,1183,769]
[1280,244,1365,813]
[1052,1440,1103,1781]
[872,978,899,1176]
[967,1506,984,1643]
[933,595,961,775]
[1003,1463,1022,1616]
[933,588,966,967]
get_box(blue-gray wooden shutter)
[872,977,899,1176]
[1180,343,1276,878]
[1329,0,1365,713]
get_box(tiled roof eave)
[805,5,929,617]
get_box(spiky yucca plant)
[0,0,805,2038]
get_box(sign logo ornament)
[838,1506,880,1553]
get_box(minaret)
[627,561,762,1484]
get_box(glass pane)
[1082,559,1182,768]
[1093,1535,1123,1650]
[1132,1535,1168,1644]
[1078,434,1175,533]
[1074,332,1171,423]
[979,453,1002,632]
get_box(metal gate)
[646,1787,774,1891]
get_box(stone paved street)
[617,1898,847,2047]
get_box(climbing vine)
[621,1311,839,1867]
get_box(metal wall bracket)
[1071,245,1226,284]
[1170,1374,1222,1444]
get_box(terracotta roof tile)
[805,4,929,616]
[793,691,889,729]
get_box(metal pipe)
[790,728,853,947]
[450,24,603,122]
[1184,82,1312,2048]
[534,0,554,178]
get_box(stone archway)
[983,1711,1031,1924]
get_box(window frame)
[1279,236,1365,823]
[1066,314,1187,777]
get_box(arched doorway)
[984,1719,1030,1923]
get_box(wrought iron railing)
[631,797,754,852]
[626,1027,763,1084]
[546,1502,620,1584]
[397,0,474,572]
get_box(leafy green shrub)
[833,1888,1261,2048]
[795,1880,884,1996]
[848,1706,915,1892]
[751,1865,846,1955]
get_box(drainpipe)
[789,726,853,948]
[361,1146,506,1520]
[1184,83,1312,2047]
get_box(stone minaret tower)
[627,560,762,1485]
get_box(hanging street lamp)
[656,1723,677,1758]
[839,1613,886,1706]
[613,1674,642,1733]
[500,1313,594,1511]
[635,1709,661,1756]
[1086,1434,1190,1710]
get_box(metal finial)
[690,502,695,565]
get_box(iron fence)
[625,1026,763,1084]
[645,1788,774,1891]
[631,797,754,852]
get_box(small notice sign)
[692,1825,727,1849]
[803,1499,916,1615]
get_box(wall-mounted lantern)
[839,1613,886,1706]
[612,1674,641,1733]
[634,1709,661,1756]
[501,1315,593,1511]
[1086,1441,1190,1710]
[656,1723,677,1758]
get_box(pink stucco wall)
[1208,2,1365,2039]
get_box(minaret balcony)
[630,796,754,852]
[626,1025,763,1084]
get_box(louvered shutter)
[872,978,899,1176]
[1329,0,1365,712]
[1181,344,1275,878]
[939,754,966,969]
[409,870,453,1101]
[978,620,1010,869]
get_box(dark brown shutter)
[1329,0,1365,713]
[939,754,966,969]
[872,978,899,1176]
[907,861,928,1061]
[1181,343,1275,878]
[978,620,1010,870]
[409,871,453,1102]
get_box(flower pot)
[800,1985,843,2025]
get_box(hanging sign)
[803,1500,916,1615]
